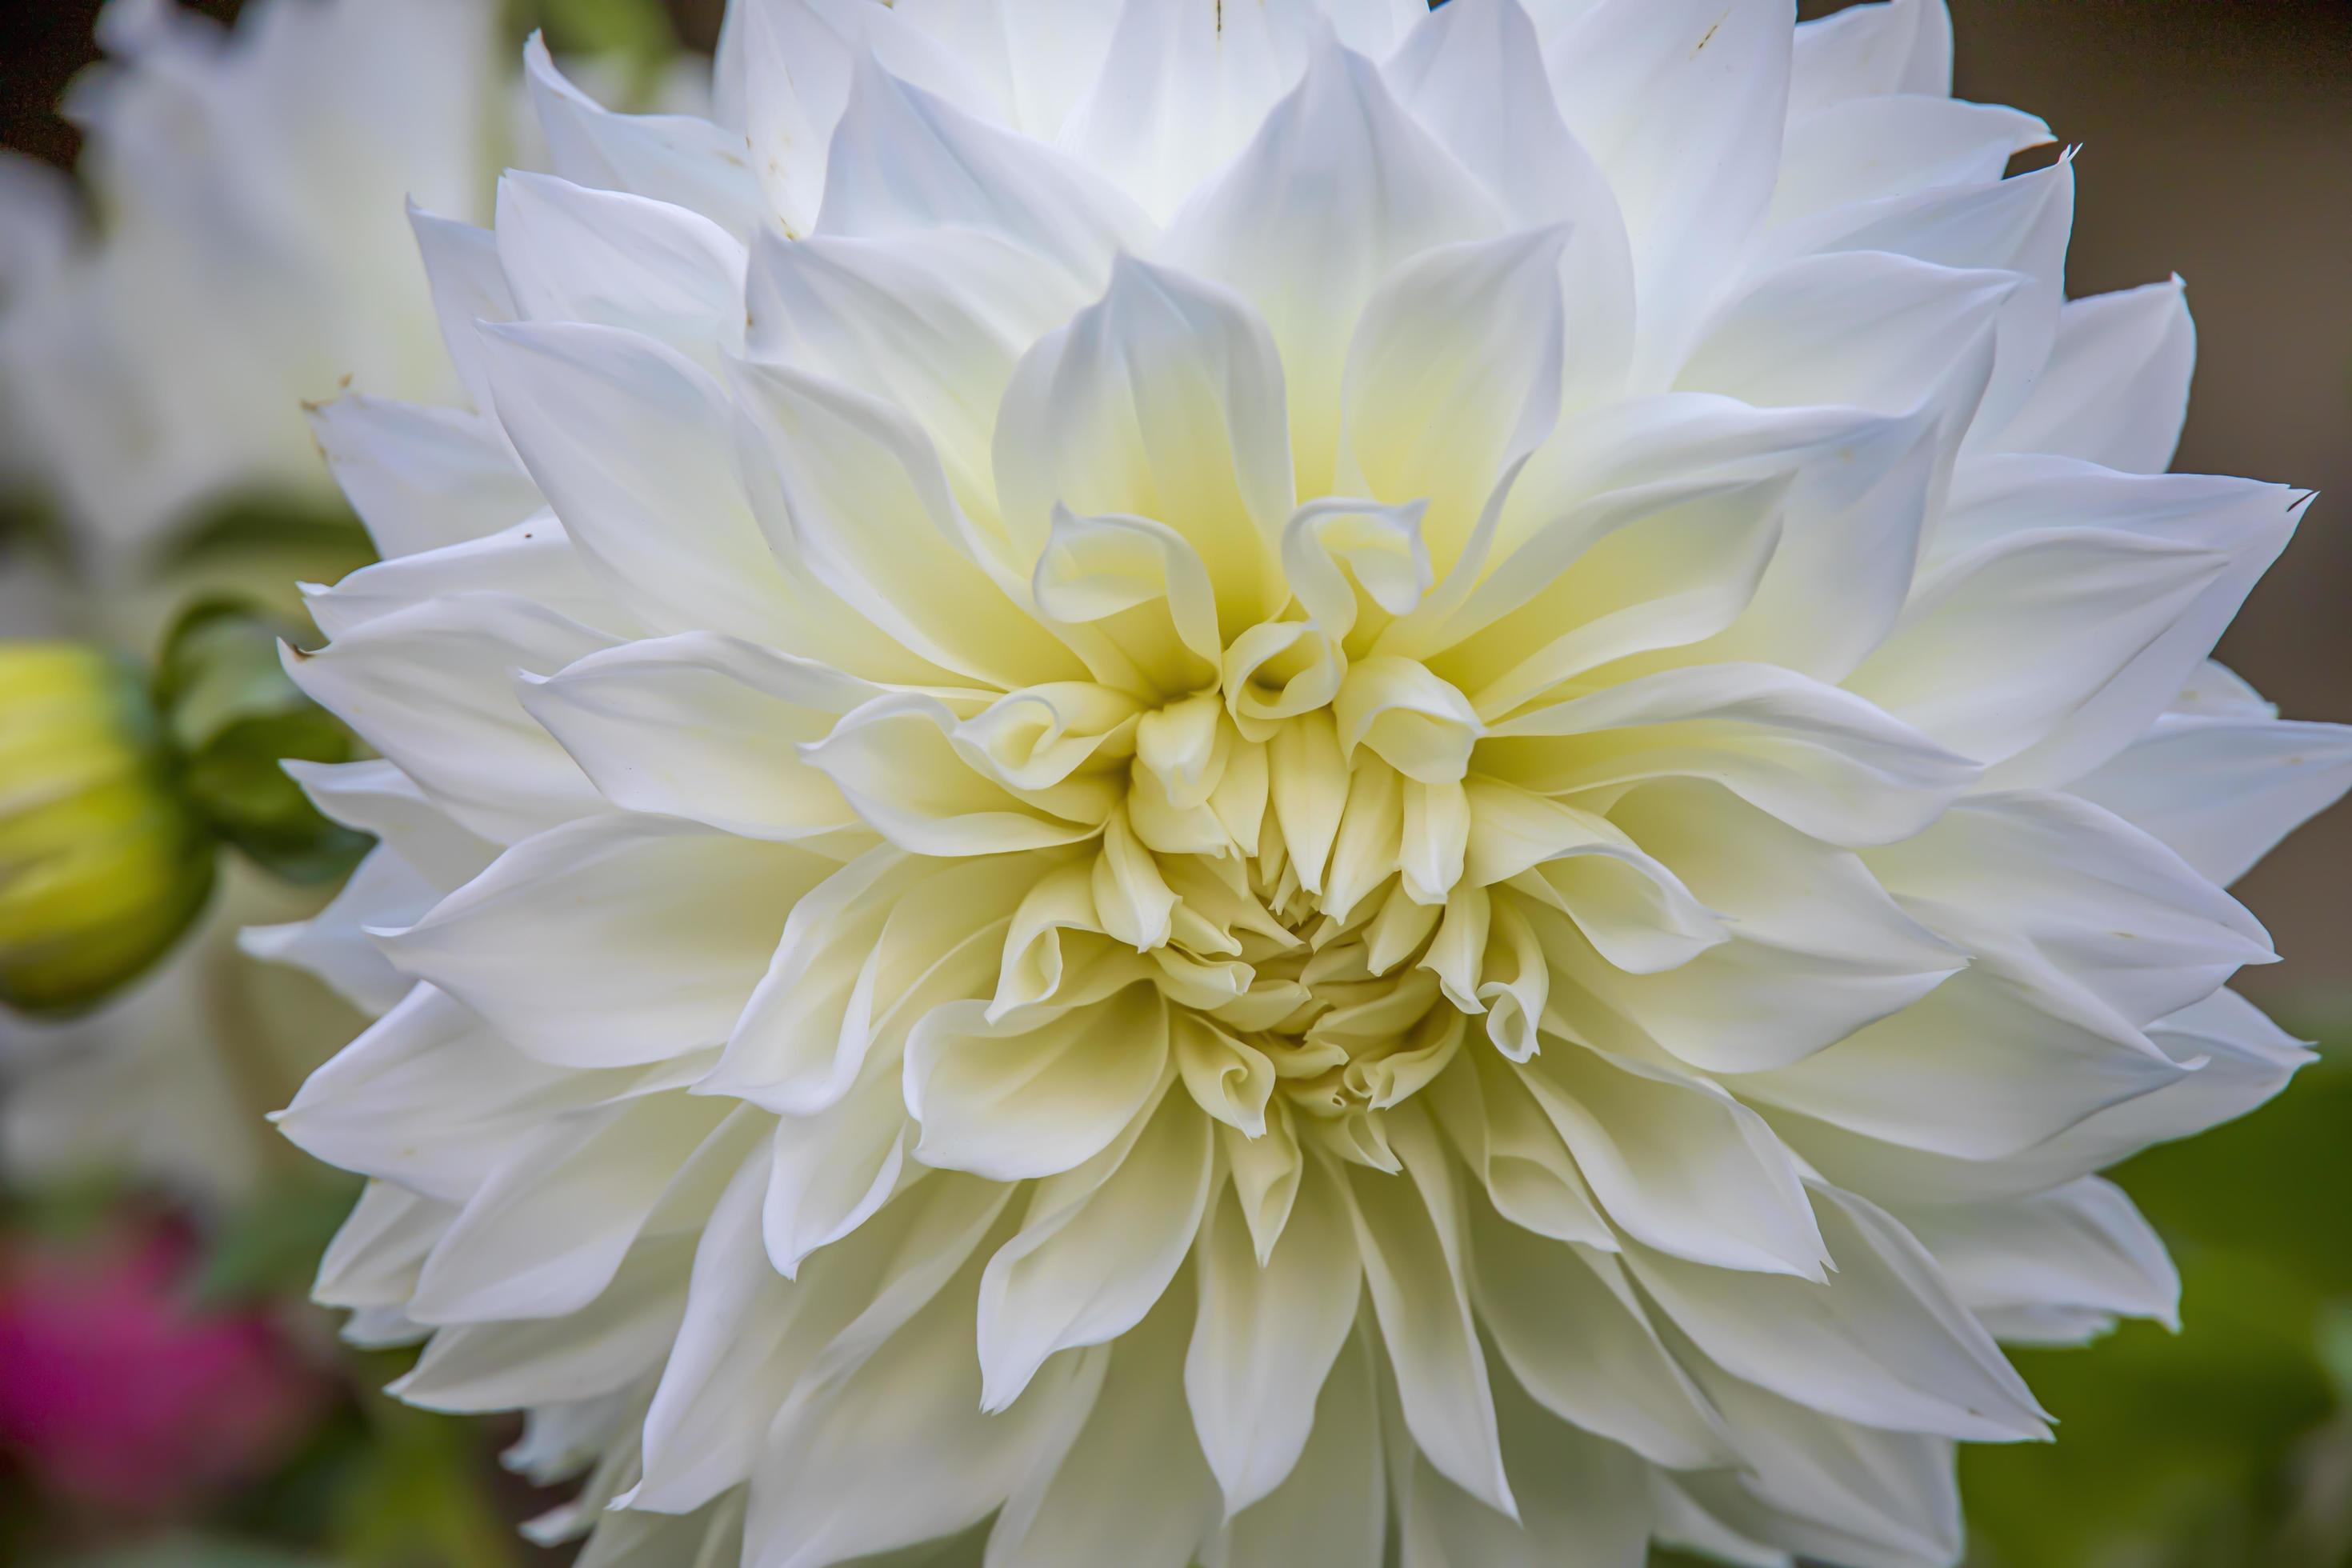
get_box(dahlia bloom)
[270,1,2352,1562]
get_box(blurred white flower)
[0,0,501,574]
[266,0,2352,1562]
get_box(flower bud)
[0,643,214,1016]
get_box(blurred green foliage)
[1960,1010,2352,1568]
[525,0,679,101]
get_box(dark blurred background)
[4,3,2350,1566]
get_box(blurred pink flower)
[0,1213,330,1516]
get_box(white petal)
[638,1163,1010,1514]
[2170,659,2277,718]
[1576,780,1965,1074]
[1426,1043,1612,1246]
[1224,1105,1307,1266]
[888,0,1124,138]
[1384,0,1634,406]
[242,845,437,1014]
[494,172,747,365]
[1280,495,1434,640]
[1769,990,2311,1210]
[728,355,1077,686]
[1484,663,1978,846]
[1987,277,2194,474]
[406,1093,735,1323]
[1030,506,1228,697]
[977,1081,1214,1409]
[762,1062,911,1278]
[802,694,1114,855]
[1670,1374,1962,1567]
[1174,1012,1277,1137]
[277,985,630,1204]
[1314,0,1436,58]
[281,758,498,894]
[907,989,1173,1181]
[1678,251,2018,414]
[748,1246,1109,1568]
[1736,954,2188,1162]
[1487,387,1969,684]
[520,631,871,840]
[1419,472,1793,712]
[995,254,1294,626]
[1961,465,2304,790]
[988,1280,1221,1568]
[712,851,1034,1118]
[1847,523,2232,769]
[1902,1177,2179,1343]
[1058,0,1312,222]
[522,36,762,240]
[302,516,617,642]
[1788,0,1954,115]
[473,320,805,645]
[1186,1158,1362,1514]
[1218,1333,1387,1568]
[1162,29,1502,493]
[1518,1042,1829,1279]
[1630,1185,2049,1442]
[1460,783,1725,975]
[1780,161,2074,432]
[1466,1198,1731,1470]
[1645,1476,1794,1568]
[2073,713,2352,886]
[743,226,1084,515]
[574,1499,744,1568]
[394,1239,687,1410]
[1546,0,1790,364]
[378,815,833,1069]
[1866,791,2273,1028]
[315,1182,450,1311]
[1391,1354,1649,1568]
[1342,1109,1516,1518]
[1333,658,1482,786]
[1773,97,2048,228]
[286,592,617,845]
[818,52,1149,291]
[408,204,515,419]
[310,395,541,559]
[1338,226,1570,571]
[734,0,1004,237]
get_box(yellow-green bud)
[0,643,215,1015]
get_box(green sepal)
[154,598,373,886]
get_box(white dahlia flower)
[268,1,2352,1562]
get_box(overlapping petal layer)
[265,2,2350,1564]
